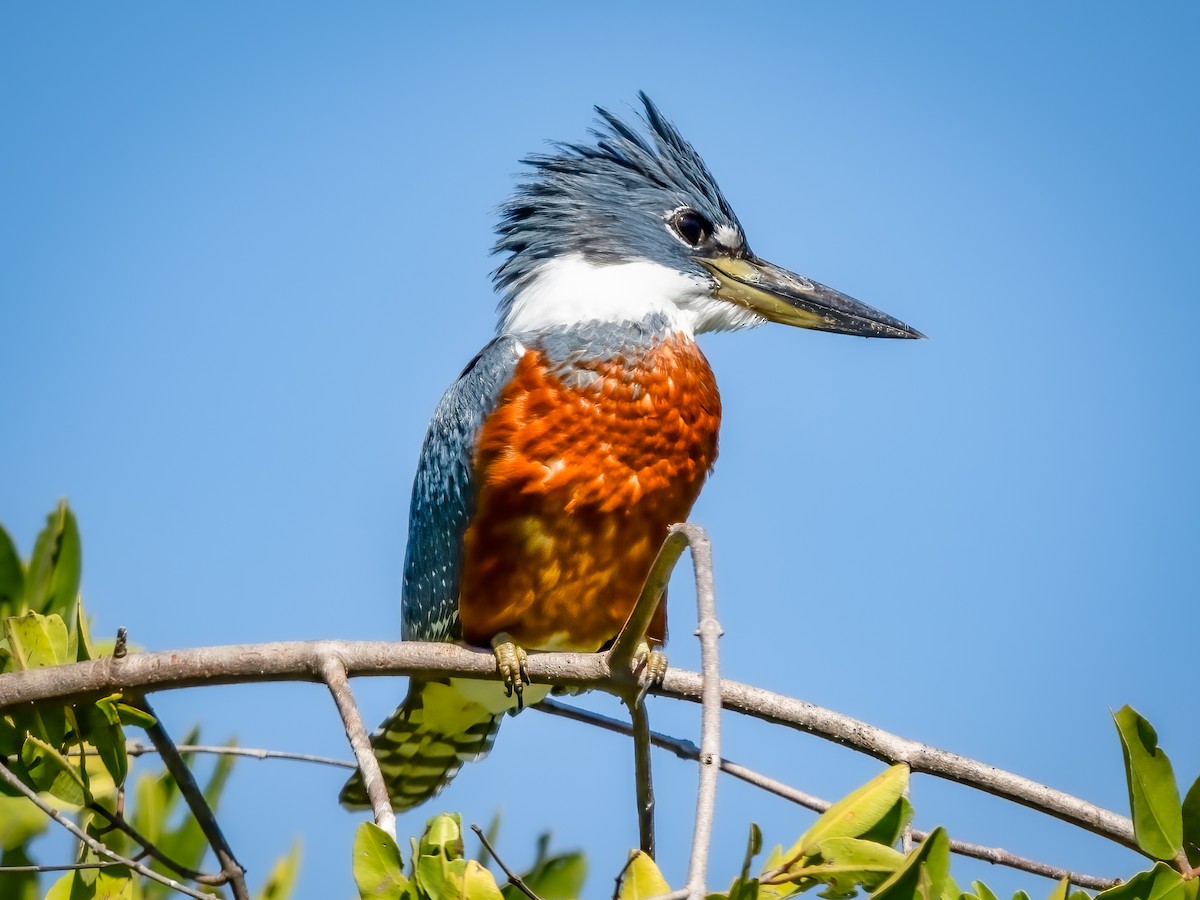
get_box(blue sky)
[2,2,1197,897]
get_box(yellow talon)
[633,641,668,706]
[491,633,530,710]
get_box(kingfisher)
[340,93,922,812]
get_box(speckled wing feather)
[401,335,525,644]
[340,335,524,811]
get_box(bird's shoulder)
[401,335,525,642]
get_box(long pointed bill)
[700,255,925,339]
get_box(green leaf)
[718,825,765,900]
[354,822,411,900]
[1096,862,1186,900]
[462,860,505,900]
[971,881,1001,900]
[760,837,903,898]
[811,837,904,890]
[0,794,50,849]
[415,814,477,900]
[1182,774,1200,868]
[780,765,910,865]
[20,734,91,805]
[3,611,69,669]
[91,866,135,899]
[113,702,157,730]
[0,524,24,619]
[0,846,39,900]
[420,811,465,858]
[44,871,75,900]
[132,769,170,846]
[620,850,672,900]
[73,596,96,662]
[24,502,81,617]
[514,851,586,900]
[258,839,302,900]
[1113,706,1183,860]
[872,827,950,900]
[505,832,586,900]
[1047,878,1071,900]
[860,796,914,848]
[741,823,763,881]
[84,697,129,787]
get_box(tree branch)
[0,757,213,899]
[607,529,689,673]
[654,673,1139,855]
[0,639,1136,860]
[533,700,1120,890]
[316,651,397,838]
[672,524,721,900]
[125,741,355,769]
[133,695,251,899]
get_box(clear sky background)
[2,3,1197,897]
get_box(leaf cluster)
[0,504,299,899]
[352,813,586,900]
[622,739,1200,900]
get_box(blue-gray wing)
[401,335,524,643]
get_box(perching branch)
[0,638,1138,872]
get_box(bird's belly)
[458,334,721,652]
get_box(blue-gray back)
[401,335,524,643]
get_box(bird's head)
[492,93,922,341]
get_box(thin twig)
[0,757,212,899]
[672,524,721,900]
[630,700,656,858]
[86,802,218,884]
[316,650,397,838]
[533,701,1119,890]
[125,741,355,768]
[134,695,251,900]
[0,860,126,873]
[470,823,543,900]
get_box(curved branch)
[533,699,1120,891]
[0,639,1135,858]
[655,673,1138,854]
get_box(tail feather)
[339,679,503,811]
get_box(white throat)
[498,253,766,336]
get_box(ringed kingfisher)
[340,93,922,811]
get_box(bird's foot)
[633,641,668,706]
[491,633,530,711]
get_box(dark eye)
[670,208,712,247]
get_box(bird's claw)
[633,641,668,707]
[491,633,530,710]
